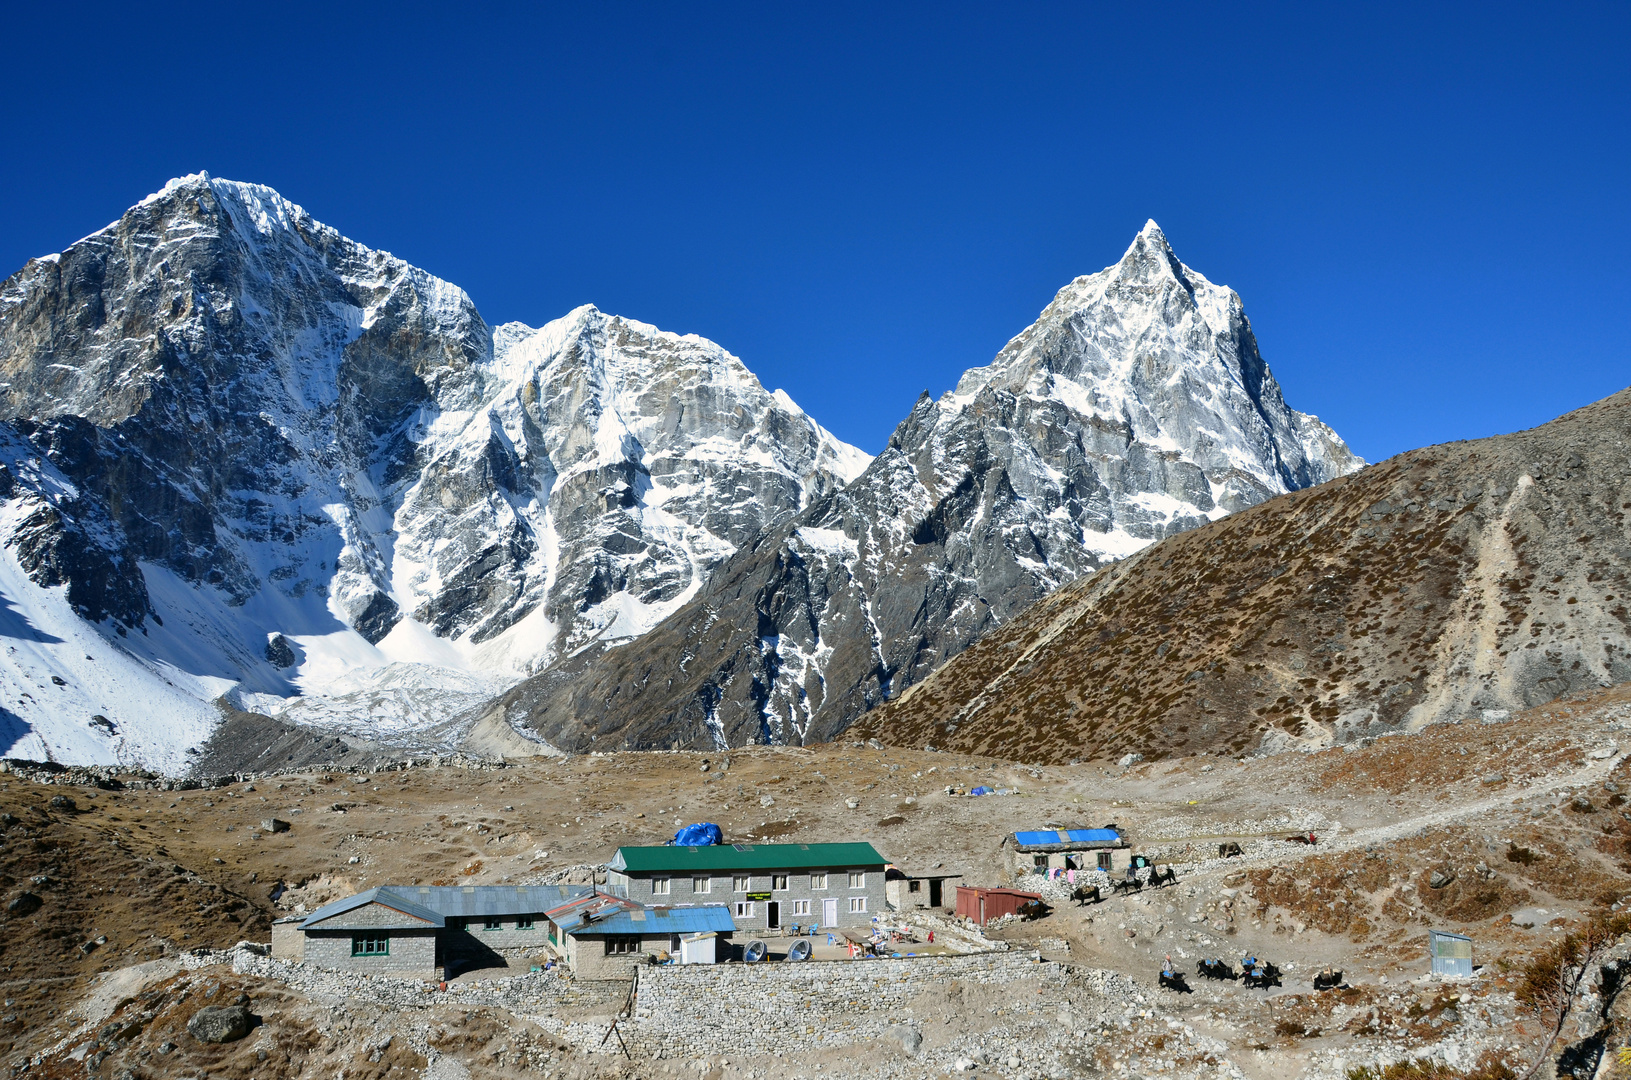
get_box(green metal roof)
[610,842,887,873]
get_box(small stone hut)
[548,893,736,977]
[1010,827,1130,875]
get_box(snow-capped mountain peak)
[0,175,869,765]
[490,221,1364,755]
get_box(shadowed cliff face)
[854,387,1631,764]
[488,223,1361,753]
[0,174,483,631]
[0,174,869,766]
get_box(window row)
[649,871,868,894]
[450,917,536,931]
[732,897,866,918]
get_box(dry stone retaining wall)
[624,952,1068,1057]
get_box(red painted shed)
[955,886,1042,926]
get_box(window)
[733,875,750,892]
[351,934,389,956]
[791,899,810,916]
[772,874,789,891]
[693,876,710,894]
[734,901,755,918]
[1096,851,1114,871]
[810,872,828,890]
[516,917,534,930]
[483,919,503,931]
[848,872,866,889]
[652,876,671,896]
[1033,854,1048,868]
[849,897,867,914]
[603,935,643,955]
[908,880,922,893]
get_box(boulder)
[261,818,290,834]
[187,1005,251,1044]
[48,794,76,812]
[6,892,41,916]
[899,1028,922,1057]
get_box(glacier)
[0,173,867,767]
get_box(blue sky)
[2,3,1626,462]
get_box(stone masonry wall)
[303,930,437,976]
[624,953,1068,1057]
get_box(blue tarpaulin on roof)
[670,823,724,847]
[1014,829,1121,846]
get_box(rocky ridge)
[489,222,1360,752]
[857,387,1631,763]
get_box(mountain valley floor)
[6,690,1631,1078]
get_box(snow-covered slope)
[0,174,867,766]
[488,221,1363,752]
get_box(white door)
[822,898,838,928]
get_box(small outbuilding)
[549,895,736,977]
[884,867,962,910]
[293,887,446,976]
[1011,827,1130,875]
[1428,930,1474,978]
[955,886,1042,927]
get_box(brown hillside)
[856,387,1631,763]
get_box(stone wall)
[271,919,305,960]
[623,952,1068,1057]
[303,929,437,976]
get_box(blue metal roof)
[1014,828,1122,847]
[568,904,737,937]
[299,887,446,930]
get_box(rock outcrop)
[856,387,1631,763]
[488,222,1360,751]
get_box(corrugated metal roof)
[568,904,737,937]
[1013,829,1121,848]
[300,885,595,929]
[399,884,593,918]
[547,891,643,933]
[610,842,887,873]
[299,888,445,930]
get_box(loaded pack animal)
[1241,957,1282,989]
[1313,967,1344,990]
[1070,884,1103,906]
[1195,958,1237,981]
[1111,875,1143,895]
[1218,842,1244,858]
[1017,899,1051,921]
[1159,968,1192,993]
[1286,832,1318,845]
[1149,865,1178,888]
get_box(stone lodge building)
[275,883,739,978]
[605,842,888,933]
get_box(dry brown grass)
[862,394,1631,764]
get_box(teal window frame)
[351,934,389,956]
[483,918,503,931]
[517,916,535,930]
